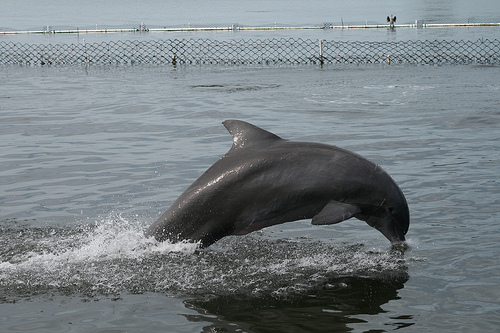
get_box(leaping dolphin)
[145,120,409,248]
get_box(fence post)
[319,39,324,65]
[83,39,88,67]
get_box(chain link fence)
[1,38,499,66]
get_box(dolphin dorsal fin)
[222,120,282,150]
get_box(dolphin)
[145,120,409,248]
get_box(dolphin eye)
[388,207,395,214]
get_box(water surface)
[1,0,499,43]
[1,64,499,332]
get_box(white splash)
[0,216,411,298]
[0,214,198,271]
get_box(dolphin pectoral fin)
[311,201,361,225]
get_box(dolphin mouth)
[376,217,407,245]
[387,228,406,245]
[389,228,406,244]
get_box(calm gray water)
[1,0,500,43]
[1,64,499,332]
[1,0,500,332]
[2,0,498,27]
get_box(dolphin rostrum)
[145,120,409,248]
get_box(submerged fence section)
[1,38,499,66]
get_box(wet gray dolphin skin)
[145,120,409,248]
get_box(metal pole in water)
[83,38,88,67]
[319,39,324,65]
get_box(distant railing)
[1,38,499,66]
[1,18,499,35]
